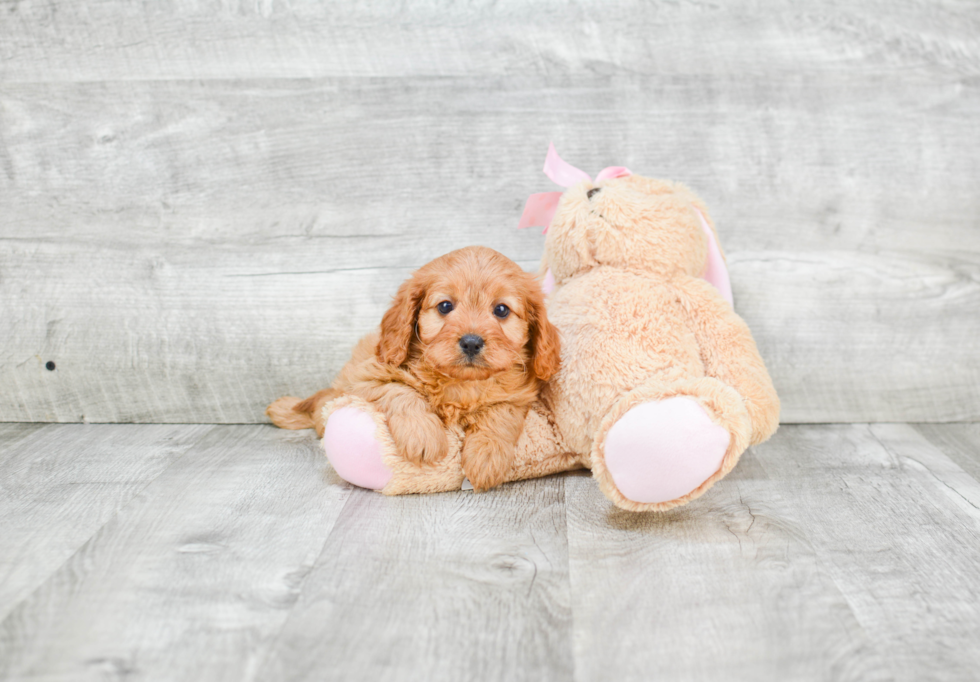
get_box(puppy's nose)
[459,334,485,358]
[587,187,602,199]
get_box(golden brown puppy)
[267,246,561,491]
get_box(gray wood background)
[2,0,978,424]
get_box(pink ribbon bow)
[516,143,734,306]
[518,143,631,233]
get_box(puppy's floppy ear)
[377,273,427,366]
[525,276,562,381]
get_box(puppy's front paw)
[461,434,516,492]
[388,411,449,465]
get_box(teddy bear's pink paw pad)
[604,397,730,504]
[322,407,393,491]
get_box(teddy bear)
[315,145,779,511]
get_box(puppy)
[267,246,561,491]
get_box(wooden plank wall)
[1,1,978,424]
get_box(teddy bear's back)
[545,266,708,456]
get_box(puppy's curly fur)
[267,246,561,491]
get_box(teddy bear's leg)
[321,394,467,495]
[604,398,728,503]
[502,401,586,484]
[590,378,753,512]
[321,400,393,491]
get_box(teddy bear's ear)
[536,254,556,296]
[541,268,555,295]
[692,206,733,306]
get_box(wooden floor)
[1,422,978,681]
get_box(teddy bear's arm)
[502,401,584,483]
[678,278,781,445]
[349,380,450,465]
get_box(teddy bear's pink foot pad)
[322,407,392,490]
[604,397,730,504]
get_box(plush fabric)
[537,174,779,510]
[322,396,581,495]
[604,397,730,504]
[693,206,733,306]
[322,405,393,491]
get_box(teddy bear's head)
[544,175,720,285]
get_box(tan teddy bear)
[281,147,780,511]
[528,151,780,511]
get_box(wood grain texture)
[0,423,48,456]
[2,1,978,82]
[2,240,977,423]
[564,458,887,682]
[870,423,980,530]
[914,422,980,482]
[2,1,979,424]
[566,424,980,681]
[255,476,571,682]
[1,423,980,680]
[0,425,351,682]
[0,423,209,621]
[735,250,980,423]
[1,75,977,256]
[751,424,980,681]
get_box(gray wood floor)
[1,422,978,682]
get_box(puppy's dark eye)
[437,301,454,315]
[493,304,510,319]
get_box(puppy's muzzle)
[459,334,485,360]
